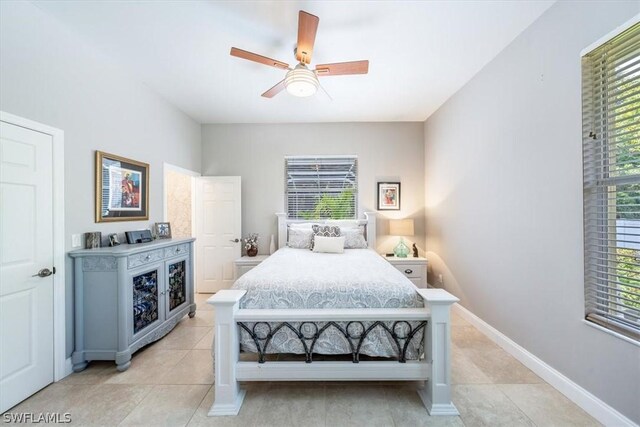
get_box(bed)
[233,247,424,359]
[207,212,459,417]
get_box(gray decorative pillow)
[311,224,341,250]
[342,228,367,249]
[287,228,313,249]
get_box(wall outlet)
[438,274,444,287]
[72,234,82,248]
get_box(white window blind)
[285,156,357,220]
[583,22,640,341]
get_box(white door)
[0,121,54,412]
[195,176,241,293]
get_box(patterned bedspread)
[232,248,424,359]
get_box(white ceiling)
[34,0,554,124]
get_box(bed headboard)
[276,212,377,250]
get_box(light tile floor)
[2,293,600,426]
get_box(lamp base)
[394,238,410,258]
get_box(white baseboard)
[452,303,638,427]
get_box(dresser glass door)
[168,260,186,312]
[132,269,159,334]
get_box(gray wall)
[202,123,424,255]
[423,1,640,423]
[0,2,202,357]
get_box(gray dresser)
[69,238,196,372]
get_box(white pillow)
[289,222,316,230]
[312,236,345,254]
[287,228,313,249]
[341,228,368,249]
[326,220,359,229]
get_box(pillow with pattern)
[310,224,340,250]
[287,228,314,249]
[342,228,367,249]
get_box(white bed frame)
[207,212,459,417]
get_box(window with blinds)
[285,156,357,220]
[582,22,640,341]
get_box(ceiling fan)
[230,10,369,98]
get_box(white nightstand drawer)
[384,256,428,288]
[398,265,421,278]
[234,255,269,279]
[236,265,254,278]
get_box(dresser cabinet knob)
[145,255,151,261]
[404,269,413,274]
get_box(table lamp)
[389,219,414,258]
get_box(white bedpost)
[364,211,377,251]
[207,290,247,416]
[416,288,459,416]
[276,212,287,249]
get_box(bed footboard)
[207,288,459,416]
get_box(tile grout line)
[500,385,538,427]
[184,384,213,426]
[115,384,155,427]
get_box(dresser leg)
[72,361,88,372]
[71,351,87,372]
[116,350,132,372]
[188,302,197,318]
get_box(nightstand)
[234,255,269,279]
[385,256,428,288]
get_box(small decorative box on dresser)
[234,255,269,279]
[385,256,428,288]
[69,238,196,372]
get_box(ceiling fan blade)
[261,80,286,98]
[230,47,289,70]
[315,60,369,76]
[296,11,319,64]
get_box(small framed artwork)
[155,222,172,239]
[95,151,149,223]
[377,182,401,211]
[108,233,120,246]
[85,232,102,249]
[125,230,153,244]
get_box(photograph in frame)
[377,182,401,210]
[96,151,149,222]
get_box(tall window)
[582,22,640,341]
[285,156,358,220]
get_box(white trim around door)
[0,111,67,381]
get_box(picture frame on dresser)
[95,151,149,223]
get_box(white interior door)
[195,176,241,293]
[0,121,54,412]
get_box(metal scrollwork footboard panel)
[238,320,427,363]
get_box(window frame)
[284,155,359,220]
[581,17,640,344]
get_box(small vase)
[269,235,276,255]
[247,246,258,257]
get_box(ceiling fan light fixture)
[284,65,319,97]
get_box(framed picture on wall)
[377,182,401,210]
[95,151,149,222]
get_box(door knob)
[230,238,240,243]
[32,268,53,278]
